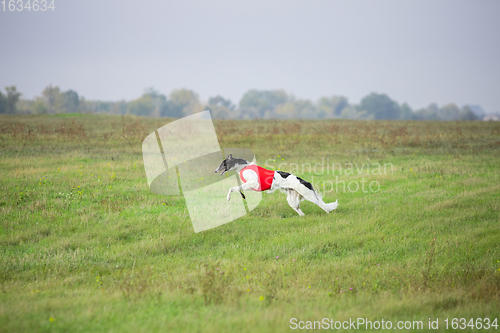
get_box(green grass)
[0,114,499,332]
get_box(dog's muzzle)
[215,168,226,176]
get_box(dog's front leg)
[227,187,235,201]
[227,182,258,201]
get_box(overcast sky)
[1,0,499,112]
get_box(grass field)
[1,114,499,332]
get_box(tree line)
[0,85,484,121]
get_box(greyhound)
[215,154,338,216]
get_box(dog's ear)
[227,154,233,160]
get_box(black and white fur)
[214,154,338,216]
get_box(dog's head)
[215,154,248,176]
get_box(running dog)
[214,154,338,216]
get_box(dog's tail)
[324,199,339,212]
[313,190,338,212]
[313,189,323,201]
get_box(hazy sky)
[1,0,499,112]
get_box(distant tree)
[0,86,21,114]
[427,103,439,113]
[399,103,414,120]
[208,95,235,110]
[465,104,485,118]
[32,98,48,114]
[414,108,439,120]
[340,106,373,120]
[438,103,460,121]
[126,88,170,117]
[275,102,298,119]
[206,95,236,119]
[161,89,202,118]
[239,90,288,118]
[128,94,155,116]
[145,88,168,117]
[42,85,65,113]
[358,93,401,119]
[6,86,21,114]
[63,90,80,113]
[293,99,317,119]
[316,97,330,119]
[317,96,349,118]
[0,90,6,114]
[109,100,128,115]
[459,106,478,121]
[412,103,438,120]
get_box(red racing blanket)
[238,165,275,191]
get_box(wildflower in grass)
[244,268,246,270]
[259,296,264,301]
[49,317,54,322]
[350,288,353,290]
[308,286,311,288]
[247,276,249,279]
[217,268,219,271]
[276,256,279,259]
[247,289,250,292]
[293,259,295,261]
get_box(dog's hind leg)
[293,185,330,213]
[283,175,338,214]
[286,189,305,216]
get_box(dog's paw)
[227,194,231,201]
